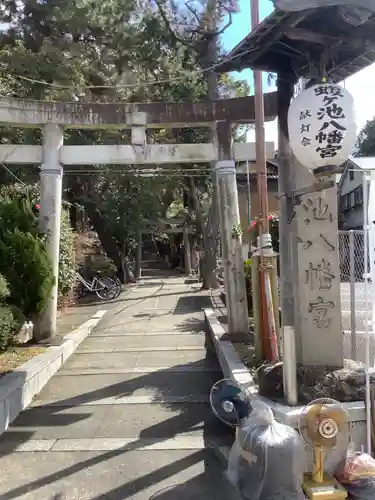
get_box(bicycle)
[75,272,120,300]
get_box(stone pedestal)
[292,186,343,367]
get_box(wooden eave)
[216,7,375,82]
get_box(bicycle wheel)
[112,276,121,287]
[112,277,122,298]
[95,277,118,300]
[75,281,88,299]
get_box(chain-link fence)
[339,230,375,363]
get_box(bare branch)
[154,0,196,48]
[185,0,201,25]
[193,9,232,37]
[213,10,232,35]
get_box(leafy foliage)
[0,305,15,351]
[244,258,253,313]
[0,0,249,287]
[357,117,375,156]
[0,183,77,301]
[0,274,26,351]
[0,274,10,300]
[0,226,53,317]
[58,210,76,299]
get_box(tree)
[153,0,248,288]
[357,117,375,156]
[0,0,249,283]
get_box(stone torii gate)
[0,93,277,339]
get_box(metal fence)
[339,230,374,363]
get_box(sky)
[220,0,375,148]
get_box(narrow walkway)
[0,270,239,499]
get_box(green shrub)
[244,259,253,314]
[0,229,54,317]
[58,210,76,298]
[0,198,38,235]
[0,183,77,303]
[0,274,10,300]
[81,254,117,279]
[10,305,25,332]
[0,305,16,351]
[244,259,252,277]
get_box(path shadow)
[0,355,234,499]
[173,296,213,315]
[0,275,233,499]
[175,317,208,333]
[147,466,241,500]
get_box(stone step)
[91,327,206,336]
[34,371,221,405]
[3,403,231,441]
[62,351,219,372]
[77,334,205,352]
[0,448,241,500]
[57,366,221,376]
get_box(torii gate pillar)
[35,124,64,340]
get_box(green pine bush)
[0,273,10,300]
[0,183,76,304]
[0,305,16,351]
[0,229,54,317]
[0,274,23,351]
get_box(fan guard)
[298,397,350,450]
[209,378,250,427]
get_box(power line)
[3,46,254,91]
[63,171,212,177]
[0,160,80,208]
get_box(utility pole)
[250,0,279,361]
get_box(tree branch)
[213,10,232,35]
[185,1,201,25]
[155,0,196,49]
[193,10,232,37]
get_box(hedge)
[0,183,76,304]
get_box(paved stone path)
[0,269,239,499]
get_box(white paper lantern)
[288,82,356,171]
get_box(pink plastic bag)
[336,445,375,484]
[335,445,375,500]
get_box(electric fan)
[298,397,350,500]
[209,378,251,427]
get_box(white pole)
[37,124,64,340]
[363,170,372,454]
[349,230,356,360]
[215,160,249,334]
[368,170,375,345]
[246,160,252,257]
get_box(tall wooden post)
[135,230,142,279]
[250,0,279,362]
[183,227,192,275]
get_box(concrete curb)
[204,307,367,461]
[0,309,106,436]
[204,308,256,395]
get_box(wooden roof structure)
[215,5,375,82]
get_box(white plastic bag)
[226,400,306,500]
